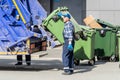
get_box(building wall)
[38,0,120,25]
[87,0,120,25]
[38,0,51,15]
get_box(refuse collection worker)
[15,25,42,66]
[32,25,42,34]
[58,12,75,75]
[15,26,31,66]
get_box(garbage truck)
[0,0,56,56]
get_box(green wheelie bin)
[42,7,96,65]
[94,19,118,61]
[74,26,96,65]
[117,33,120,67]
[117,33,120,68]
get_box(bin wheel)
[97,56,101,61]
[116,57,119,61]
[109,55,116,62]
[88,58,95,66]
[74,33,80,41]
[74,59,80,66]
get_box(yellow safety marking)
[12,0,26,23]
[0,52,28,55]
[27,39,30,48]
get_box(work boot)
[62,71,73,75]
[70,70,74,73]
[15,62,22,65]
[26,63,31,66]
[25,55,31,66]
[62,69,73,75]
[16,55,23,65]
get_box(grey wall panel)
[87,0,118,10]
[87,0,100,10]
[86,11,100,18]
[114,11,120,25]
[114,0,120,10]
[99,0,115,10]
[99,11,115,24]
[38,0,51,14]
[87,0,120,25]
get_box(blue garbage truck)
[0,0,55,55]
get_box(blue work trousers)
[62,38,74,72]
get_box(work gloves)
[57,12,63,18]
[67,41,73,51]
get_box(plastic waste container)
[74,26,96,65]
[117,33,120,68]
[94,28,117,61]
[95,19,118,61]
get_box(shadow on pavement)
[0,59,108,73]
[0,59,62,71]
[74,61,107,74]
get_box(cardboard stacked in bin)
[83,15,102,28]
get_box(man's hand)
[67,41,73,51]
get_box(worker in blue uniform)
[58,12,75,75]
[15,25,42,66]
[15,26,31,66]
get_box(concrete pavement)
[0,46,119,80]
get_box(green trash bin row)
[42,7,96,65]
